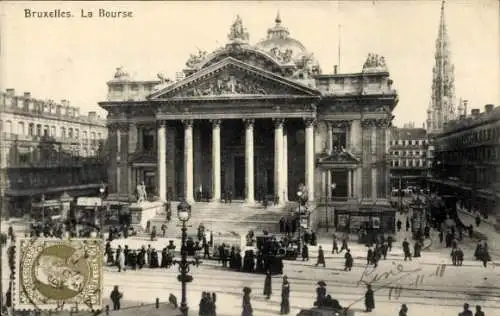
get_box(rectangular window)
[36,124,41,136]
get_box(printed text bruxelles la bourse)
[24,9,133,19]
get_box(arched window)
[68,128,73,138]
[18,121,25,135]
[36,124,42,136]
[28,123,34,136]
[61,127,66,138]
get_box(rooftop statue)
[269,47,293,64]
[156,73,172,84]
[113,66,129,79]
[185,50,208,69]
[362,53,388,72]
[228,15,249,42]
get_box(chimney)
[334,65,338,74]
[485,104,494,113]
[24,92,31,98]
[88,111,97,119]
[6,88,15,95]
[463,100,469,115]
[471,108,480,118]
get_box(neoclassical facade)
[100,15,398,209]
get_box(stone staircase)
[146,201,294,236]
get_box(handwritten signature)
[357,261,446,300]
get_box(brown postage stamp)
[13,238,104,312]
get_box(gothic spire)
[428,0,456,133]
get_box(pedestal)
[128,201,165,230]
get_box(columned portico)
[157,121,167,201]
[183,120,194,203]
[244,119,255,203]
[274,118,285,204]
[305,118,315,201]
[211,119,222,202]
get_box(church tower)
[426,0,456,134]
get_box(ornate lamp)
[177,201,191,222]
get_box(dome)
[255,13,308,63]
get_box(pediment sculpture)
[174,72,274,97]
[157,73,172,84]
[185,50,208,69]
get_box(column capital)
[303,118,316,128]
[243,118,255,128]
[273,118,285,128]
[182,119,193,128]
[210,119,222,128]
[156,120,167,128]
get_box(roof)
[391,127,427,140]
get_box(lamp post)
[296,191,303,256]
[99,185,105,238]
[172,201,199,316]
[325,183,337,232]
[41,194,46,232]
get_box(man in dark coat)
[315,246,326,267]
[110,285,123,310]
[302,244,309,261]
[344,249,353,271]
[459,303,473,316]
[387,235,393,251]
[340,238,348,253]
[456,248,464,266]
[315,281,327,306]
[402,238,412,261]
[397,219,402,232]
[474,305,485,316]
[280,275,290,315]
[364,284,375,312]
[405,218,410,232]
[366,247,373,265]
[263,270,272,299]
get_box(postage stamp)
[13,238,104,312]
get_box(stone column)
[244,119,255,204]
[305,118,315,201]
[274,118,284,204]
[350,119,362,153]
[211,120,222,202]
[326,170,332,201]
[348,170,352,198]
[327,122,333,154]
[283,128,288,202]
[372,126,377,200]
[157,121,167,201]
[183,120,194,203]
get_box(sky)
[1,0,498,127]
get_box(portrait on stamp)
[13,238,104,311]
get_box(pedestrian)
[161,223,166,237]
[387,235,393,251]
[146,220,151,233]
[110,285,123,310]
[456,248,464,266]
[397,219,402,232]
[459,303,473,316]
[280,275,290,315]
[405,218,410,232]
[474,305,485,316]
[364,284,375,312]
[366,247,373,265]
[451,248,457,266]
[242,287,253,316]
[402,238,412,261]
[332,235,338,254]
[340,238,348,253]
[315,246,326,267]
[117,248,125,272]
[302,244,309,261]
[399,303,408,316]
[263,270,272,300]
[344,249,353,271]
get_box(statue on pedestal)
[136,181,148,203]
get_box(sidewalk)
[457,208,500,256]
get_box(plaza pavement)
[3,214,500,316]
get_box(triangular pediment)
[148,57,320,100]
[317,150,360,165]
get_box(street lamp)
[41,194,46,232]
[296,191,303,256]
[326,183,337,232]
[172,201,199,316]
[99,185,105,238]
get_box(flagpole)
[337,24,342,72]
